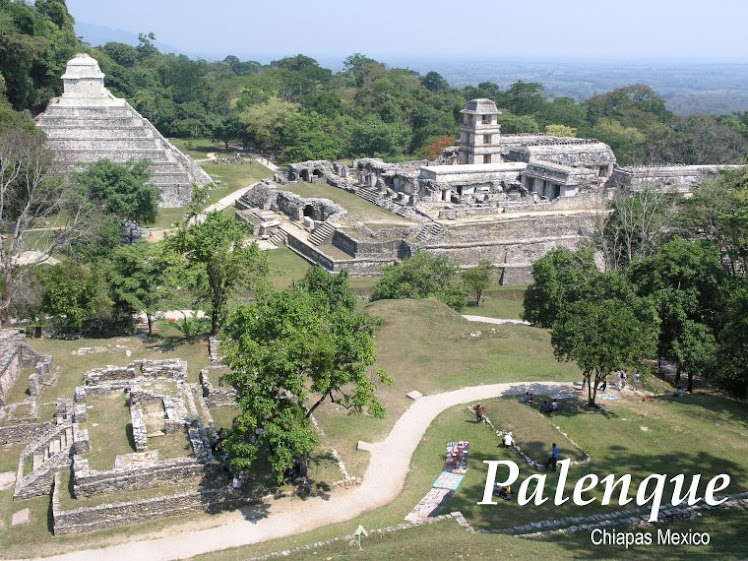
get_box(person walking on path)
[547,442,561,471]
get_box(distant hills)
[74,22,747,116]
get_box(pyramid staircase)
[36,101,210,207]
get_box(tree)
[545,124,577,137]
[294,264,356,311]
[601,188,675,272]
[348,117,411,158]
[37,262,111,334]
[239,97,300,156]
[421,71,449,92]
[629,237,726,391]
[552,296,658,406]
[0,127,83,326]
[462,261,493,306]
[716,286,748,398]
[522,246,599,327]
[107,242,170,336]
[678,168,748,278]
[221,288,391,482]
[370,251,468,311]
[167,211,268,335]
[73,158,160,224]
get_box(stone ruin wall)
[52,472,253,535]
[0,330,48,407]
[199,367,237,408]
[607,165,743,193]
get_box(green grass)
[485,397,586,463]
[85,391,135,470]
[278,183,412,226]
[194,509,748,561]
[1,367,34,406]
[442,393,748,531]
[464,285,527,320]
[210,405,241,431]
[267,245,312,289]
[312,298,581,477]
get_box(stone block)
[356,441,373,452]
[406,390,423,400]
[11,508,30,527]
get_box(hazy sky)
[65,0,748,63]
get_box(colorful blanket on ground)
[433,470,465,490]
[443,440,469,474]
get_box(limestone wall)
[71,455,214,498]
[0,419,55,445]
[53,472,253,535]
[608,164,742,192]
[200,368,237,408]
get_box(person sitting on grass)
[494,484,513,501]
[503,432,514,447]
[550,399,559,412]
[540,400,551,414]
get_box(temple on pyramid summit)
[35,53,211,207]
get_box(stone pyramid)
[35,53,212,207]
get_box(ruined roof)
[524,161,598,185]
[460,98,501,115]
[510,141,616,166]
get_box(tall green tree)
[168,211,268,335]
[107,241,171,336]
[552,295,658,406]
[522,246,599,327]
[222,288,390,482]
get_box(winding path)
[23,381,577,561]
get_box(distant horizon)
[75,21,748,69]
[67,0,748,63]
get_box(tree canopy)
[370,251,468,311]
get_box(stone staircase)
[355,185,382,205]
[416,223,446,243]
[269,229,288,247]
[14,423,74,500]
[36,101,209,208]
[307,222,336,246]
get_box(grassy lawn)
[1,367,34,407]
[311,298,582,478]
[442,392,748,531]
[210,405,241,431]
[267,245,312,289]
[485,397,587,463]
[464,285,527,320]
[85,391,135,470]
[278,183,412,226]
[191,390,748,561]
